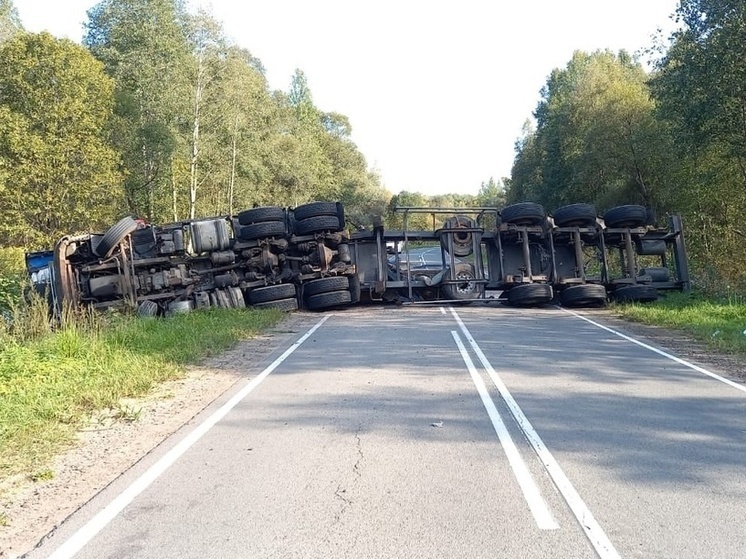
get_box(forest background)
[0,0,743,294]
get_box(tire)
[603,205,647,228]
[303,276,350,297]
[507,283,553,306]
[137,300,159,318]
[294,215,342,235]
[237,206,285,225]
[442,263,483,300]
[306,289,352,310]
[248,283,296,304]
[253,297,298,312]
[238,220,286,240]
[94,216,139,258]
[552,203,597,227]
[501,202,546,226]
[613,284,658,303]
[559,284,607,307]
[293,201,340,221]
[440,216,475,257]
[229,286,246,308]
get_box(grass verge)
[615,291,746,356]
[0,307,284,480]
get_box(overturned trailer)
[349,202,690,306]
[28,200,689,315]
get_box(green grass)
[615,291,746,355]
[0,306,283,481]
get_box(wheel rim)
[454,271,476,295]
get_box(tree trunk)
[229,114,239,217]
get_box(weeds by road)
[0,305,283,482]
[616,291,746,356]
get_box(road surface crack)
[325,425,364,546]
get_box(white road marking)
[440,306,447,315]
[451,331,558,530]
[46,315,332,559]
[451,309,621,559]
[563,308,746,395]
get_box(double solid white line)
[450,308,621,559]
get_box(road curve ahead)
[26,305,746,559]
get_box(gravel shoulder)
[2,306,745,558]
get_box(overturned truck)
[28,200,689,315]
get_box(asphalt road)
[25,305,746,559]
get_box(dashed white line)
[452,331,558,530]
[451,308,621,559]
[46,315,332,559]
[562,308,746,395]
[440,306,447,315]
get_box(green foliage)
[85,0,193,220]
[509,50,673,214]
[648,1,746,290]
[0,32,122,247]
[617,291,746,356]
[0,307,283,478]
[0,0,22,44]
[0,2,382,245]
[0,247,25,312]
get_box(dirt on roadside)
[1,307,745,558]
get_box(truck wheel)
[603,205,647,228]
[306,290,352,310]
[237,206,285,225]
[559,284,607,307]
[293,215,342,235]
[501,202,546,226]
[552,203,597,227]
[94,216,139,258]
[248,283,297,304]
[442,263,482,300]
[440,216,476,257]
[253,297,298,312]
[613,284,658,303]
[238,220,286,240]
[304,277,350,297]
[507,283,553,306]
[293,201,341,221]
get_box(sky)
[13,0,681,197]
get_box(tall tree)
[183,9,227,219]
[211,46,274,216]
[0,33,121,247]
[84,0,192,221]
[650,0,746,289]
[510,50,673,213]
[0,0,21,44]
[652,0,746,184]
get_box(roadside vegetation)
[616,292,746,357]
[0,296,283,482]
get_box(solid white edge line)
[451,309,621,559]
[47,314,332,559]
[451,331,558,530]
[562,308,746,395]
